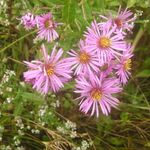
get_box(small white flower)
[81,140,90,150]
[16,146,25,150]
[35,129,40,134]
[31,129,35,133]
[56,100,60,107]
[41,122,46,126]
[6,87,12,92]
[19,82,25,87]
[27,125,31,130]
[0,126,4,132]
[70,131,77,138]
[33,37,42,44]
[135,10,143,16]
[76,147,81,150]
[6,97,14,103]
[15,139,21,146]
[1,74,9,84]
[30,111,34,114]
[57,126,67,134]
[51,94,56,98]
[5,145,12,150]
[65,120,76,131]
[0,90,3,95]
[5,70,16,76]
[18,130,24,136]
[51,102,57,108]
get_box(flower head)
[67,40,100,75]
[116,45,133,84]
[23,44,72,94]
[20,13,36,30]
[113,7,136,31]
[99,7,136,32]
[75,73,122,117]
[36,12,59,42]
[85,20,125,64]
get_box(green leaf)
[108,0,120,7]
[127,0,136,8]
[62,0,76,24]
[95,0,105,9]
[21,92,44,103]
[109,137,124,146]
[14,101,24,116]
[136,69,150,77]
[144,60,150,68]
[82,0,92,21]
[145,142,150,147]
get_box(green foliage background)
[0,0,150,149]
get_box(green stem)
[121,102,150,110]
[0,29,37,53]
[131,23,147,52]
[7,57,24,65]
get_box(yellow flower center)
[124,59,131,71]
[91,89,102,101]
[79,52,90,64]
[99,37,111,48]
[114,18,122,28]
[44,19,53,29]
[45,64,54,76]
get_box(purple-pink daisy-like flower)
[20,13,36,30]
[66,40,100,75]
[23,44,72,94]
[113,7,136,31]
[36,12,59,42]
[116,45,133,84]
[84,20,126,64]
[75,73,122,117]
[100,6,136,32]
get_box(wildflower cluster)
[20,12,59,42]
[72,140,93,150]
[57,120,77,138]
[21,7,136,117]
[0,0,10,26]
[0,69,15,96]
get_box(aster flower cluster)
[23,44,72,94]
[22,7,136,117]
[20,12,59,42]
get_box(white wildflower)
[19,82,25,87]
[57,126,67,134]
[6,97,14,103]
[70,131,77,138]
[65,120,76,131]
[6,87,12,92]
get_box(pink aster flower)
[36,12,59,42]
[75,73,122,117]
[113,7,136,31]
[20,13,36,30]
[23,44,72,94]
[66,40,100,75]
[85,20,126,64]
[100,6,136,32]
[116,44,133,84]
